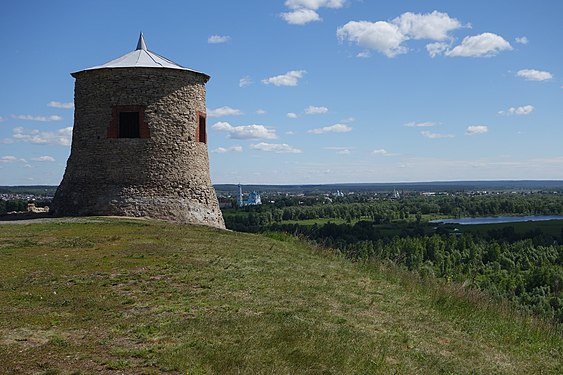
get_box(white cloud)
[8,126,72,146]
[341,117,355,123]
[465,125,488,135]
[498,105,534,116]
[0,155,17,163]
[337,20,407,58]
[47,101,74,109]
[515,36,528,45]
[239,76,253,87]
[12,114,63,122]
[393,11,462,40]
[31,155,55,162]
[285,0,346,10]
[262,70,306,86]
[356,50,371,58]
[325,146,352,154]
[338,12,515,60]
[308,123,352,134]
[446,33,512,57]
[426,42,449,58]
[256,109,267,115]
[0,116,6,123]
[251,142,302,153]
[404,121,435,128]
[337,11,462,58]
[305,105,328,114]
[372,149,391,156]
[207,106,243,118]
[208,35,231,44]
[287,112,298,119]
[212,121,277,139]
[421,130,454,139]
[516,69,553,81]
[281,9,321,25]
[212,145,243,153]
[281,0,346,24]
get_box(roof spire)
[136,32,147,51]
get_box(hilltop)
[0,218,561,374]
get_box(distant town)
[2,181,563,214]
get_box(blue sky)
[1,0,562,185]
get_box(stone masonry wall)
[52,68,225,228]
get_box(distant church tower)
[52,34,225,228]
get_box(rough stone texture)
[52,67,225,229]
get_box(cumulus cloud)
[212,145,243,153]
[337,11,462,58]
[498,105,534,116]
[404,121,435,128]
[239,76,253,87]
[207,106,243,118]
[251,142,302,153]
[516,69,553,81]
[305,105,328,114]
[421,130,454,139]
[12,114,63,122]
[281,9,321,25]
[307,123,352,134]
[281,0,346,25]
[208,35,231,44]
[356,50,371,58]
[256,109,267,115]
[31,155,55,162]
[393,11,462,40]
[0,116,6,123]
[287,112,298,119]
[262,70,306,86]
[445,33,512,57]
[6,126,73,146]
[426,42,449,58]
[465,125,488,135]
[47,101,74,109]
[337,20,407,57]
[515,36,528,45]
[212,121,277,140]
[338,12,513,59]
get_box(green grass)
[0,218,561,374]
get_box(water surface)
[431,215,563,225]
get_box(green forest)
[223,193,563,323]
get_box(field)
[0,218,561,374]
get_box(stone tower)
[52,34,225,228]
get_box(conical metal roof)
[72,33,209,79]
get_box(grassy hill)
[0,218,561,374]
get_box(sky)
[1,0,562,185]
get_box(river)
[430,215,563,225]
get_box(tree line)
[224,193,563,229]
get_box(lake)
[431,215,563,225]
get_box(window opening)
[197,113,207,143]
[108,105,149,139]
[119,111,140,138]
